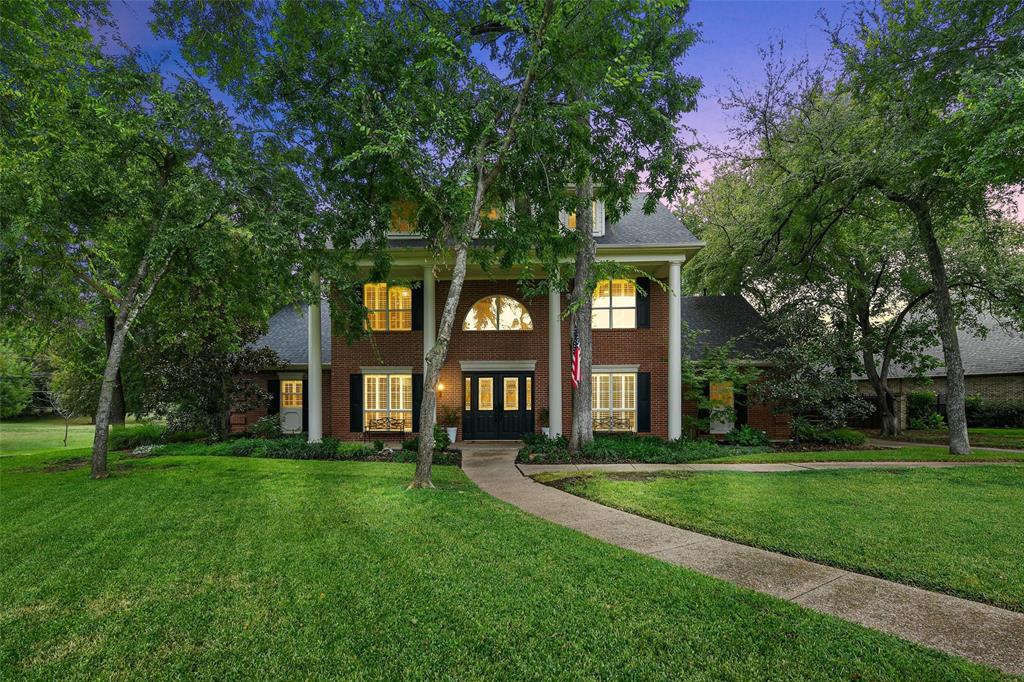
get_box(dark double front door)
[462,372,534,440]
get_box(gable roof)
[252,302,331,366]
[681,295,771,360]
[887,315,1024,379]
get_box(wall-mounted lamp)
[437,382,445,392]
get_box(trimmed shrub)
[910,412,946,431]
[792,418,867,446]
[393,448,462,466]
[907,391,937,423]
[109,424,205,450]
[517,433,766,465]
[724,425,770,447]
[249,414,282,439]
[965,397,1024,428]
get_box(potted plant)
[540,408,550,437]
[439,405,460,444]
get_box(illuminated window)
[525,377,532,411]
[592,373,636,432]
[281,380,303,408]
[364,374,413,432]
[709,381,735,434]
[592,279,636,329]
[480,204,502,221]
[364,282,412,331]
[464,377,472,410]
[561,200,605,236]
[463,295,533,331]
[478,377,493,410]
[503,377,519,411]
[390,200,417,234]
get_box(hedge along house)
[231,194,790,442]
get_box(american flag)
[570,327,582,389]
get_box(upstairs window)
[463,295,533,331]
[364,282,412,331]
[390,200,417,234]
[561,200,605,236]
[592,279,636,329]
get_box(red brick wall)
[230,370,332,436]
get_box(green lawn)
[0,418,100,455]
[698,445,1024,464]
[865,428,1024,450]
[0,451,1008,680]
[537,466,1024,612]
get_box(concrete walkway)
[519,459,1017,475]
[460,444,1024,675]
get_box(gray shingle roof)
[887,315,1024,378]
[252,302,331,366]
[681,295,770,360]
[597,193,700,246]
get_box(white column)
[423,266,436,421]
[548,285,563,437]
[307,272,323,443]
[423,266,436,357]
[667,260,683,440]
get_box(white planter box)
[446,427,458,443]
[542,427,550,436]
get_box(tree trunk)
[411,241,471,489]
[92,308,133,478]
[63,417,69,447]
[858,312,900,437]
[913,206,970,454]
[104,312,127,426]
[568,177,596,453]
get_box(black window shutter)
[301,379,309,433]
[637,372,651,432]
[355,283,364,306]
[412,282,424,330]
[735,389,749,426]
[267,379,280,415]
[412,374,423,432]
[350,374,363,432]
[636,277,651,328]
[697,382,710,429]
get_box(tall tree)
[1,2,305,477]
[829,0,1024,452]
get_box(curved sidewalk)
[460,444,1024,675]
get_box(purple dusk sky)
[107,0,845,184]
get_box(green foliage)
[724,425,770,447]
[791,418,867,447]
[249,415,282,440]
[437,406,460,428]
[0,344,33,418]
[107,424,206,451]
[392,448,462,467]
[679,331,762,435]
[908,392,938,423]
[965,398,1024,429]
[400,427,456,454]
[517,433,767,465]
[910,413,947,431]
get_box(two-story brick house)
[230,194,790,441]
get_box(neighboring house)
[230,194,790,441]
[856,315,1024,427]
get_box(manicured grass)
[867,428,1024,450]
[538,466,1024,612]
[0,418,99,455]
[698,445,1024,463]
[0,452,1007,679]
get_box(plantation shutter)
[411,282,424,330]
[637,372,651,432]
[412,374,423,432]
[301,379,309,433]
[636,277,651,329]
[267,379,280,415]
[350,374,363,432]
